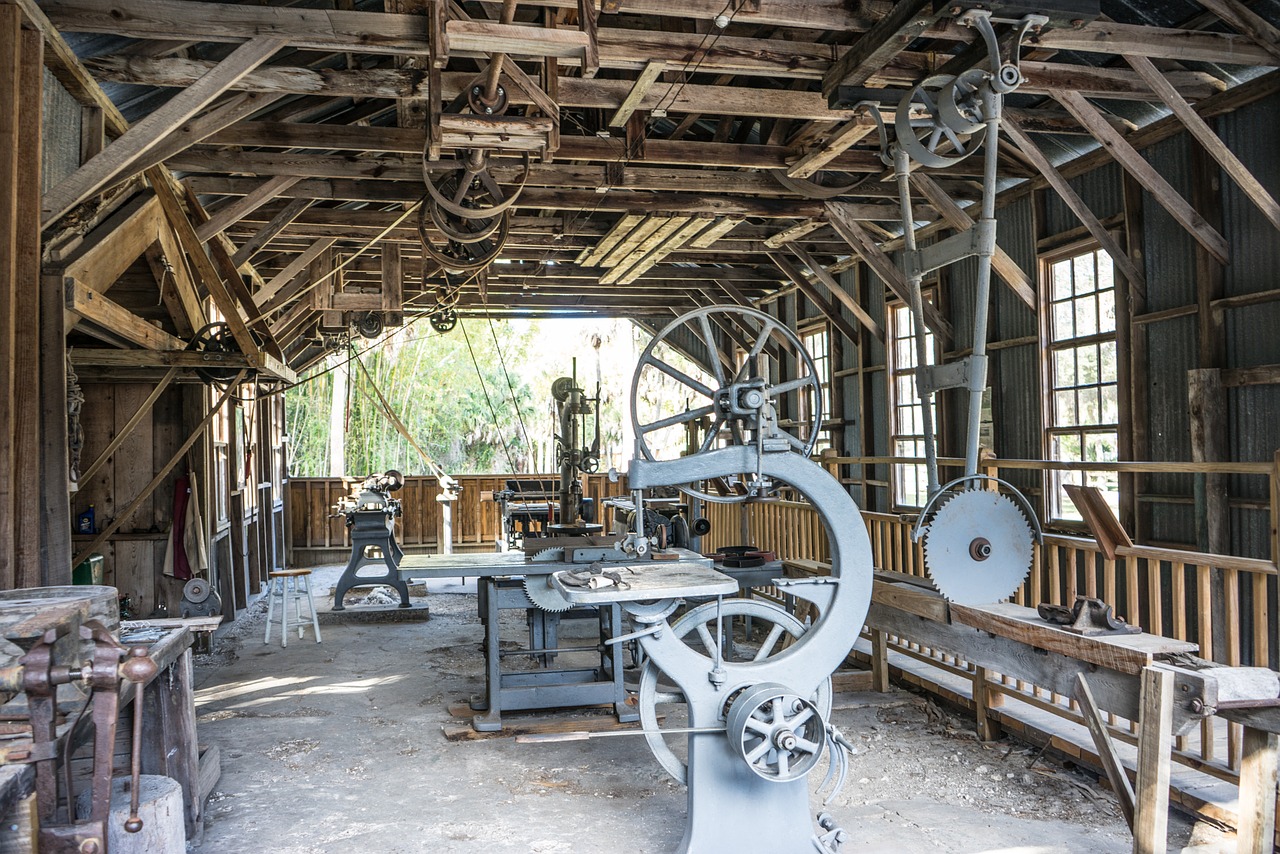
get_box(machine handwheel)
[637,598,832,785]
[629,306,823,503]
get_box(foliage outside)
[284,317,709,478]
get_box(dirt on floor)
[190,564,1234,854]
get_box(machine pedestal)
[469,577,636,732]
[332,526,410,611]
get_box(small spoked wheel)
[629,306,823,503]
[637,598,832,784]
[726,682,827,782]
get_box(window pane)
[1053,349,1076,387]
[1099,288,1116,333]
[1099,340,1118,384]
[1097,251,1114,291]
[1055,390,1077,427]
[1053,300,1074,340]
[1052,260,1073,300]
[1101,384,1119,424]
[1080,386,1101,424]
[1085,431,1118,462]
[1075,294,1098,337]
[1078,344,1099,384]
[1075,254,1096,295]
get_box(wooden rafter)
[822,0,943,99]
[1125,54,1280,234]
[774,247,884,343]
[1053,89,1230,266]
[41,36,284,226]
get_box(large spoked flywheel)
[630,306,823,503]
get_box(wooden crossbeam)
[780,245,884,342]
[64,278,186,351]
[257,237,338,305]
[1054,89,1230,266]
[195,175,302,243]
[825,201,952,341]
[908,172,1037,309]
[1126,53,1280,234]
[787,115,878,179]
[60,193,163,295]
[232,197,314,266]
[1195,0,1280,65]
[41,36,284,226]
[763,218,826,249]
[769,251,872,348]
[40,0,430,56]
[143,91,284,175]
[577,214,643,266]
[821,0,943,98]
[609,60,664,128]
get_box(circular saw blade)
[529,547,564,562]
[923,490,1034,605]
[522,574,575,613]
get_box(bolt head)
[80,840,102,854]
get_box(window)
[889,300,936,508]
[1044,246,1119,522]
[799,324,832,453]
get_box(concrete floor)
[190,565,1231,854]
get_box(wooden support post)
[1237,725,1279,854]
[870,629,890,692]
[1133,666,1174,854]
[973,666,1003,742]
[14,25,43,589]
[140,647,201,839]
[0,3,22,591]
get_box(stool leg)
[281,577,290,648]
[303,575,321,643]
[295,577,304,639]
[264,578,276,644]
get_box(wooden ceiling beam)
[821,0,941,99]
[184,175,927,220]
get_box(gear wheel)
[522,574,575,612]
[923,490,1034,605]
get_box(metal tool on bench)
[332,470,411,610]
[542,306,874,853]
[856,7,1050,605]
[0,587,158,853]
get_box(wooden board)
[950,601,1197,676]
[873,570,949,623]
[442,711,656,743]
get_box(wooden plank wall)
[71,384,189,615]
[287,472,630,559]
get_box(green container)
[73,554,104,586]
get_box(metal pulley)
[186,321,244,387]
[181,577,223,618]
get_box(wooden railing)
[286,473,629,556]
[698,454,1280,798]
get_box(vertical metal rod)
[964,96,1003,479]
[894,147,941,497]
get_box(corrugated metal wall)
[42,69,81,192]
[757,92,1280,557]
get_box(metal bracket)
[906,219,996,280]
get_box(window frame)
[1038,239,1123,525]
[797,320,835,454]
[887,292,939,511]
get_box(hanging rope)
[348,344,453,484]
[458,318,526,483]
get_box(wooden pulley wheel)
[771,169,870,199]
[428,198,507,244]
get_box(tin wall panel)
[1139,135,1198,313]
[1041,161,1124,238]
[42,69,82,193]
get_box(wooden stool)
[264,569,321,647]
